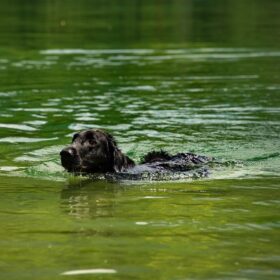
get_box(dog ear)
[104,131,135,172]
[113,149,135,172]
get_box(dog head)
[60,129,135,174]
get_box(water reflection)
[61,180,118,219]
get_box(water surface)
[0,0,279,279]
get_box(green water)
[0,0,279,279]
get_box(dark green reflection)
[0,0,280,50]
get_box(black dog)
[60,129,212,179]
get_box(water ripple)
[0,123,36,131]
[38,48,280,70]
[0,91,17,97]
[41,49,154,55]
[61,268,117,275]
[118,85,157,92]
[0,137,58,143]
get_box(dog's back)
[105,151,212,181]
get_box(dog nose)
[60,147,77,158]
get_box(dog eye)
[88,139,97,145]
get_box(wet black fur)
[141,150,172,164]
[60,129,212,176]
[60,129,135,174]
